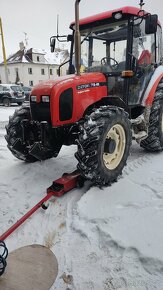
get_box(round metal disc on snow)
[0,244,58,290]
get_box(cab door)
[128,19,155,105]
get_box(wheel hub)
[103,124,126,170]
[104,138,116,154]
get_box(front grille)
[30,102,51,122]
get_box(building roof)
[7,49,30,63]
[1,47,69,66]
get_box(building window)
[28,68,32,74]
[50,69,53,75]
[37,56,40,62]
[41,68,45,75]
[29,80,33,86]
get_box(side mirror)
[50,37,56,53]
[145,14,158,34]
[69,64,75,74]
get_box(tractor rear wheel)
[5,105,37,162]
[75,106,131,185]
[140,83,163,151]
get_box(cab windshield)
[79,20,128,73]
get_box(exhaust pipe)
[75,0,81,75]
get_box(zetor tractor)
[5,1,163,185]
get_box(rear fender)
[142,66,163,106]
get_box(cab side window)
[133,19,155,65]
[129,19,155,105]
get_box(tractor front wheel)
[75,106,132,185]
[5,105,37,162]
[5,105,59,162]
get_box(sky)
[0,0,163,59]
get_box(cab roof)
[70,6,161,29]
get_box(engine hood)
[30,72,108,126]
[31,73,107,96]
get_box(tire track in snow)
[61,148,163,290]
[65,207,163,290]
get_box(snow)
[22,55,29,63]
[26,48,69,65]
[0,106,17,129]
[44,50,69,65]
[0,106,163,289]
[3,47,69,66]
[32,48,46,54]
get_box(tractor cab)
[51,5,162,112]
[74,15,129,99]
[69,6,162,108]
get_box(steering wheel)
[101,57,119,70]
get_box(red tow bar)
[0,171,83,241]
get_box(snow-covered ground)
[0,105,163,289]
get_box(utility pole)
[0,17,9,83]
[75,0,81,76]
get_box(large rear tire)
[140,83,163,151]
[5,105,37,162]
[75,106,132,185]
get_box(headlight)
[30,95,37,102]
[41,96,50,103]
[113,12,122,20]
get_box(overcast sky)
[0,0,163,58]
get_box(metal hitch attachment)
[0,170,85,242]
[0,171,84,275]
[0,240,8,276]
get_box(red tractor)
[5,1,163,185]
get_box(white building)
[0,43,69,86]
